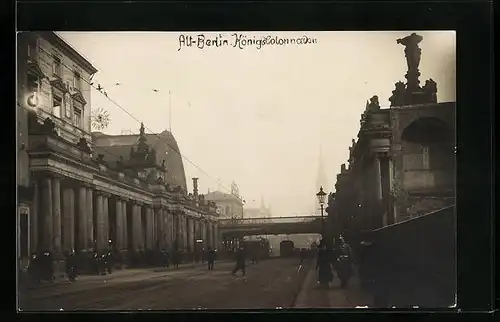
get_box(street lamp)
[316,186,327,238]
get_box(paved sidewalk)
[293,265,373,308]
[21,260,229,290]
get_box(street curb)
[290,261,312,307]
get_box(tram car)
[242,238,270,260]
[280,240,295,257]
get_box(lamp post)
[316,186,327,239]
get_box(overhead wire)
[34,44,237,197]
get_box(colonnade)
[29,173,219,258]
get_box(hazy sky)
[58,31,456,216]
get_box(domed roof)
[92,129,187,192]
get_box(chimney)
[341,163,346,173]
[192,177,199,197]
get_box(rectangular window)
[74,107,82,127]
[73,71,81,91]
[52,95,62,118]
[52,56,61,77]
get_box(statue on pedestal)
[397,33,424,92]
[422,78,438,103]
[397,33,423,73]
[389,81,406,107]
[367,95,380,111]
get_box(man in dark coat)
[231,247,246,277]
[207,247,216,270]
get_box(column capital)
[80,181,93,189]
[94,189,111,198]
[50,173,65,180]
[375,151,392,160]
[114,195,127,202]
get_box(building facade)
[243,196,272,224]
[327,33,456,237]
[17,32,220,273]
[205,190,244,220]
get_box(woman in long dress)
[316,244,333,288]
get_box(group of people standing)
[316,236,354,288]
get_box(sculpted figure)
[397,33,423,72]
[389,81,406,106]
[368,95,380,111]
[422,78,438,103]
[423,78,438,94]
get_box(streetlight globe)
[316,186,327,205]
[27,91,39,107]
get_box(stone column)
[145,206,153,250]
[184,216,189,250]
[176,213,183,249]
[102,194,109,249]
[159,210,164,247]
[78,186,87,252]
[164,210,171,248]
[201,220,207,247]
[86,188,94,250]
[52,177,62,255]
[374,157,383,200]
[62,185,75,252]
[157,208,163,248]
[132,203,143,251]
[207,222,213,249]
[188,217,195,252]
[152,208,157,247]
[213,223,219,249]
[41,177,53,252]
[122,200,128,250]
[30,180,39,253]
[95,193,104,252]
[171,212,176,248]
[195,220,201,241]
[115,198,123,250]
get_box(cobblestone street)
[19,258,311,311]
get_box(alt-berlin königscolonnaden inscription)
[178,33,318,51]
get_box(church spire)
[315,144,328,212]
[316,144,328,192]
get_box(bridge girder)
[219,221,323,239]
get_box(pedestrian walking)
[173,250,180,269]
[231,247,246,277]
[316,241,333,288]
[207,247,216,270]
[335,236,354,288]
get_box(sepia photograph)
[16,30,456,311]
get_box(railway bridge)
[218,216,324,239]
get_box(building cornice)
[39,32,98,75]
